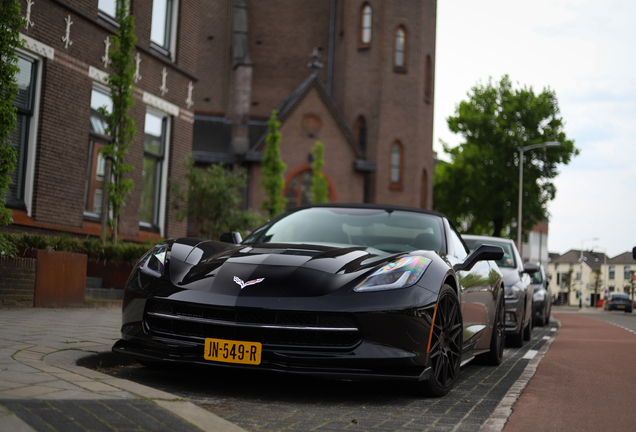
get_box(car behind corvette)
[113,204,505,396]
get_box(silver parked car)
[531,265,551,326]
[463,236,539,347]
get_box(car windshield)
[611,293,630,300]
[243,207,445,253]
[464,238,516,268]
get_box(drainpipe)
[328,0,336,95]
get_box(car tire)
[523,313,532,341]
[508,313,524,348]
[478,290,505,366]
[419,284,463,397]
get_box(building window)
[85,86,113,217]
[390,141,403,190]
[6,53,38,211]
[424,55,432,103]
[151,0,177,58]
[394,26,407,71]
[355,116,367,153]
[556,273,561,285]
[609,266,615,280]
[284,166,335,210]
[98,0,117,18]
[624,266,631,280]
[360,4,372,47]
[140,110,168,228]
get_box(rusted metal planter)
[33,250,87,307]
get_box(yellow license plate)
[618,305,625,309]
[204,338,262,365]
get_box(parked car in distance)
[531,264,551,326]
[604,292,633,313]
[463,235,539,348]
[113,204,507,397]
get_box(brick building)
[6,0,200,241]
[193,0,438,213]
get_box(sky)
[434,0,636,258]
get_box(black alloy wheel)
[479,290,505,365]
[508,311,524,348]
[420,285,463,397]
[523,309,532,341]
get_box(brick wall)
[0,257,37,307]
[15,0,200,241]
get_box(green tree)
[434,75,579,239]
[101,0,137,243]
[171,158,262,239]
[260,110,287,218]
[592,268,603,298]
[310,141,328,204]
[0,0,25,256]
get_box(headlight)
[533,290,546,302]
[139,244,169,278]
[354,256,432,292]
[504,285,522,300]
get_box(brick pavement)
[0,308,244,432]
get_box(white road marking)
[523,350,538,360]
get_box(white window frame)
[14,48,43,218]
[140,107,171,237]
[151,0,179,61]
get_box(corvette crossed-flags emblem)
[233,276,265,289]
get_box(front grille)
[144,299,362,348]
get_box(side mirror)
[523,262,540,275]
[453,244,504,272]
[220,232,242,244]
[632,247,636,260]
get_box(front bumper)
[504,297,524,335]
[115,275,439,382]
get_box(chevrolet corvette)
[113,204,505,396]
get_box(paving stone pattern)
[1,400,202,432]
[106,324,554,432]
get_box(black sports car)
[113,204,505,396]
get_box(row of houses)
[547,250,636,307]
[4,0,438,242]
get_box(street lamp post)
[517,142,560,254]
[580,237,599,308]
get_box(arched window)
[360,4,372,46]
[390,141,403,189]
[355,116,367,153]
[394,26,406,71]
[425,55,432,103]
[284,165,337,210]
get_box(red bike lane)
[503,312,636,432]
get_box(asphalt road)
[105,323,556,432]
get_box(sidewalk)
[502,310,636,431]
[0,308,245,432]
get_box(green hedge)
[0,233,156,263]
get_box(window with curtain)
[394,26,406,70]
[140,111,167,227]
[6,54,37,210]
[360,4,372,46]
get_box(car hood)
[499,267,521,287]
[167,241,399,297]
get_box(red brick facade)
[196,0,437,211]
[9,0,201,241]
